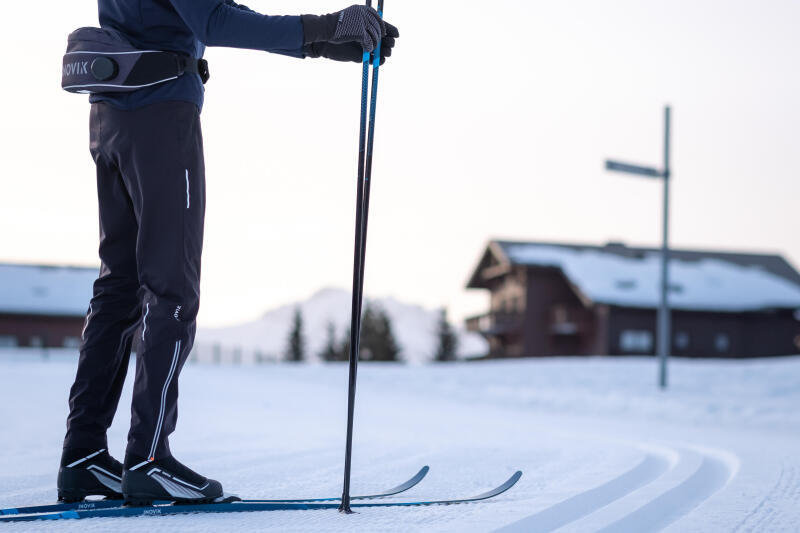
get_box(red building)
[466,240,800,358]
[0,263,97,348]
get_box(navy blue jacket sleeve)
[168,0,304,57]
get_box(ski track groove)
[594,446,734,533]
[731,464,797,533]
[494,449,672,533]
[495,444,736,533]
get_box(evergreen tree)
[357,305,378,361]
[360,303,400,361]
[285,307,306,362]
[336,303,400,362]
[338,326,351,362]
[320,321,340,362]
[376,307,401,361]
[434,308,458,362]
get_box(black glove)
[301,5,399,53]
[304,36,395,65]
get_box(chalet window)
[674,332,690,350]
[714,333,730,353]
[0,335,18,348]
[29,336,45,348]
[620,330,653,353]
[63,337,81,349]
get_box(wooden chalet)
[466,240,800,358]
[0,263,97,349]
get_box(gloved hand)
[304,36,395,65]
[301,5,399,53]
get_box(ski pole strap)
[62,27,210,94]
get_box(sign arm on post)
[605,160,664,178]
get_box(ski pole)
[340,0,385,514]
[357,0,384,314]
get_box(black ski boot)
[57,448,124,502]
[122,454,224,506]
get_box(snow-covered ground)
[1,352,799,532]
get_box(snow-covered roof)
[0,263,98,317]
[480,242,800,312]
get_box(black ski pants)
[65,101,205,460]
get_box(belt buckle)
[198,59,210,84]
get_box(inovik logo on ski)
[63,61,89,77]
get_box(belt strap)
[181,57,210,84]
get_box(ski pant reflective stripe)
[65,101,206,460]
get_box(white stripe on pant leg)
[81,303,93,341]
[148,339,181,460]
[141,302,150,342]
[149,340,180,459]
[185,169,190,209]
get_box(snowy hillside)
[195,288,488,363]
[1,353,799,531]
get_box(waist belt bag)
[62,27,209,94]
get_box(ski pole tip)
[338,504,356,514]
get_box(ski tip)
[370,465,431,498]
[502,471,523,493]
[471,470,523,501]
[504,471,523,490]
[407,465,430,486]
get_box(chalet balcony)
[549,306,589,336]
[465,312,524,336]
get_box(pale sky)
[0,1,798,328]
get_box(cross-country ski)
[0,466,430,516]
[0,472,522,522]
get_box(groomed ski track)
[0,356,798,531]
[497,444,737,533]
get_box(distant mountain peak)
[200,289,487,364]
